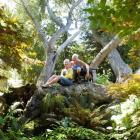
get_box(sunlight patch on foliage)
[108,74,140,100]
[110,95,140,130]
[8,69,23,88]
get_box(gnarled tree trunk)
[108,49,132,82]
[91,31,132,82]
[19,83,111,124]
[90,34,121,69]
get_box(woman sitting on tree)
[42,59,74,87]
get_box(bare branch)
[13,0,22,6]
[56,30,81,55]
[48,0,83,46]
[68,0,83,18]
[20,0,47,44]
[45,0,64,27]
[49,21,72,47]
[90,34,121,69]
[66,0,83,29]
[90,27,140,69]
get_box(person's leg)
[42,75,58,87]
[45,75,61,86]
[47,75,58,83]
[59,77,73,86]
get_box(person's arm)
[60,69,64,77]
[61,69,67,77]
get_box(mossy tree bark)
[20,83,111,124]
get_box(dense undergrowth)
[1,75,140,140]
[108,74,140,100]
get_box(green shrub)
[108,74,140,100]
[41,93,65,113]
[96,73,110,85]
[46,127,108,140]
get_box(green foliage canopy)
[86,0,140,71]
[0,4,29,70]
[86,0,140,36]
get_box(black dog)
[73,67,93,83]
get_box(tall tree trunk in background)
[108,49,132,82]
[92,31,132,82]
[90,34,121,68]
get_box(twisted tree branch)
[47,0,83,47]
[57,30,81,55]
[20,0,48,44]
[45,0,64,27]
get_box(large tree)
[0,4,29,70]
[17,0,140,123]
[19,0,84,86]
[86,0,140,81]
[91,31,132,82]
[17,0,140,85]
[0,3,45,84]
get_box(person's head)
[63,59,70,66]
[70,61,75,67]
[72,54,78,61]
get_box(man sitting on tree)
[71,53,93,83]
